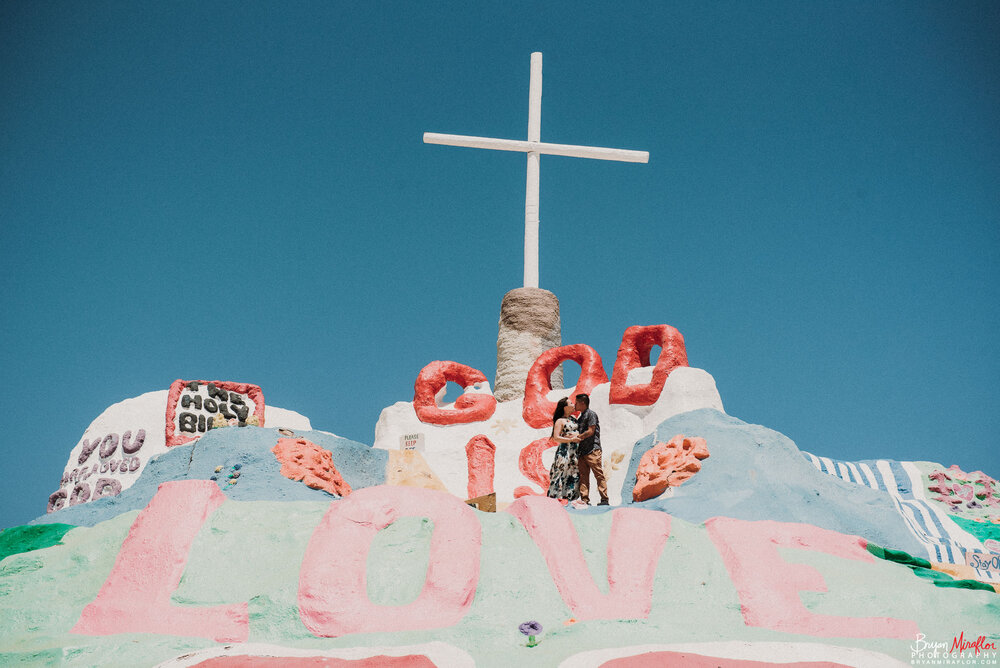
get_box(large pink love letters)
[72,480,918,642]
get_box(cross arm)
[423,132,649,163]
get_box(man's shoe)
[571,500,589,509]
[597,499,610,506]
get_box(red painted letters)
[522,344,608,428]
[412,361,497,425]
[609,325,688,405]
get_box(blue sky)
[2,1,997,529]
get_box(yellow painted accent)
[386,449,449,492]
[931,561,977,580]
[608,450,626,471]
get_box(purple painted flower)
[518,621,542,636]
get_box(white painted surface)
[263,405,312,431]
[373,366,725,506]
[560,642,909,668]
[641,366,725,434]
[54,391,171,507]
[52,389,311,511]
[525,51,542,288]
[423,134,650,162]
[154,642,474,668]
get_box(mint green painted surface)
[2,500,1000,667]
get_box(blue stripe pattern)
[802,451,975,565]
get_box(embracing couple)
[546,393,609,508]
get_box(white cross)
[424,52,649,289]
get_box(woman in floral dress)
[547,396,581,501]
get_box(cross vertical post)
[524,52,542,289]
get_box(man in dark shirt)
[574,393,609,506]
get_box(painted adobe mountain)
[2,324,999,667]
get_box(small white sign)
[399,433,425,452]
[966,551,1000,583]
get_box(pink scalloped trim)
[165,379,265,447]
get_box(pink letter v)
[507,495,670,619]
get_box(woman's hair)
[551,397,570,435]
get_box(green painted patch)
[865,541,930,570]
[932,577,996,592]
[867,541,998,593]
[0,524,75,563]
[951,514,1000,545]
